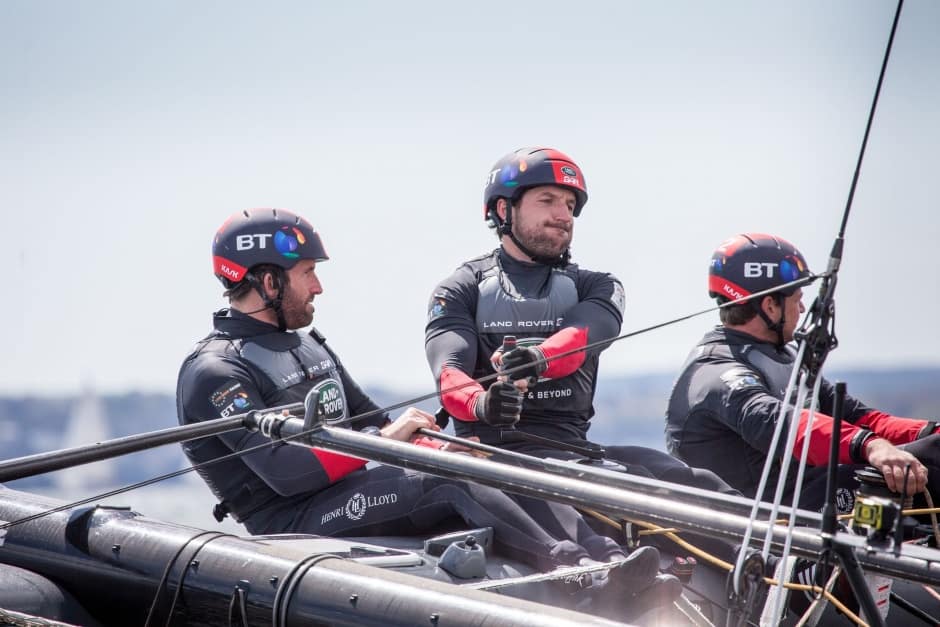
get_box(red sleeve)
[854,410,931,445]
[539,327,588,379]
[792,409,867,465]
[311,448,367,482]
[440,365,484,422]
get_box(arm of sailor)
[499,272,622,382]
[717,365,870,465]
[715,366,789,454]
[380,407,438,441]
[817,377,936,445]
[179,362,365,495]
[355,404,472,452]
[863,438,928,495]
[570,271,625,333]
[851,408,936,445]
[425,280,485,423]
[532,272,623,379]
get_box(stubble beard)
[514,221,572,258]
[282,288,314,330]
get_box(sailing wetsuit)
[665,326,940,511]
[425,248,738,496]
[176,308,622,570]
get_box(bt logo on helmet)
[744,262,779,278]
[236,234,273,250]
[274,228,305,259]
[235,227,307,259]
[488,159,528,187]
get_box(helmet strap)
[754,295,786,348]
[499,200,571,268]
[246,270,289,332]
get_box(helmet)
[483,147,588,223]
[708,233,810,304]
[212,208,329,288]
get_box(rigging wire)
[584,508,871,626]
[729,1,908,623]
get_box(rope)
[732,341,808,595]
[143,530,234,627]
[227,584,250,627]
[793,565,842,627]
[271,553,341,627]
[765,375,825,623]
[465,556,632,590]
[0,608,78,627]
[923,491,940,547]
[583,509,872,626]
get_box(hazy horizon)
[4,1,938,396]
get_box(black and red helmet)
[708,233,810,304]
[483,147,588,223]
[212,208,328,288]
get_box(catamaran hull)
[0,487,628,626]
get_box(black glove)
[474,381,522,427]
[501,346,547,382]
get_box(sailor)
[177,208,677,619]
[423,147,750,573]
[665,232,940,511]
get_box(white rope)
[732,341,807,594]
[463,558,628,590]
[765,373,825,622]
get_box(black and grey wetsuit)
[666,326,940,510]
[177,308,619,568]
[425,249,738,496]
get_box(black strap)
[212,483,301,523]
[434,407,451,430]
[498,202,570,268]
[499,429,606,460]
[212,502,230,523]
[849,428,876,464]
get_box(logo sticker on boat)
[309,378,347,424]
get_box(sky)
[3,0,939,398]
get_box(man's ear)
[261,270,280,297]
[761,295,780,318]
[496,198,509,222]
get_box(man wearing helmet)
[177,208,678,618]
[425,147,739,509]
[665,233,940,510]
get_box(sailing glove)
[474,381,522,427]
[501,347,547,382]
